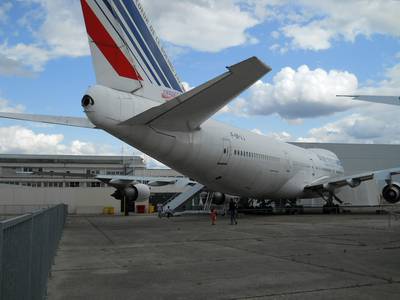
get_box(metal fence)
[0,204,68,300]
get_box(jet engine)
[111,183,150,202]
[211,193,239,205]
[212,192,226,205]
[382,182,400,204]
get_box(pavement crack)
[85,217,115,245]
[231,281,398,299]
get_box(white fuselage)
[84,85,344,199]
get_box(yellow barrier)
[149,205,155,213]
[103,207,115,215]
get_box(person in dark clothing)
[228,199,237,225]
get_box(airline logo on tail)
[81,0,142,81]
[81,0,183,93]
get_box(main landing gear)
[318,191,342,214]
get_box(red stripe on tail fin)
[81,0,142,81]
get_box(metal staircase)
[203,192,214,211]
[163,182,204,211]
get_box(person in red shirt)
[210,208,217,225]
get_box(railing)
[0,205,52,216]
[163,183,204,211]
[0,204,68,300]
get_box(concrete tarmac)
[48,213,400,299]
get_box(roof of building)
[0,154,145,165]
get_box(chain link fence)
[0,204,67,300]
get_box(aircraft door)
[284,151,292,174]
[217,138,231,165]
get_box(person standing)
[165,206,173,218]
[210,208,217,225]
[229,199,237,225]
[157,203,163,218]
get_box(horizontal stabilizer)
[0,112,96,128]
[337,95,400,106]
[120,56,271,131]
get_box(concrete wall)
[293,143,400,174]
[0,184,119,214]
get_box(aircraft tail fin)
[80,0,183,95]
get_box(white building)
[0,154,186,214]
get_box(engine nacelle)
[212,192,226,205]
[112,183,150,202]
[382,182,400,204]
[211,193,238,205]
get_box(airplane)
[1,0,399,213]
[337,95,400,106]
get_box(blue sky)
[0,0,399,166]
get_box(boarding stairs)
[203,192,214,211]
[163,182,204,211]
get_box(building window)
[69,182,80,188]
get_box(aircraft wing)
[95,175,191,188]
[337,95,400,106]
[31,172,188,187]
[120,56,271,131]
[0,112,96,128]
[304,168,400,193]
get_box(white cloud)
[141,0,259,52]
[0,2,12,24]
[181,81,193,92]
[0,126,115,155]
[35,0,89,57]
[0,0,88,73]
[297,110,400,144]
[257,0,400,51]
[359,63,400,95]
[234,61,400,144]
[0,98,25,113]
[226,65,358,120]
[0,124,170,168]
[297,62,400,144]
[251,128,292,142]
[1,0,260,73]
[0,54,35,77]
[282,23,334,51]
[271,30,280,39]
[0,43,51,72]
